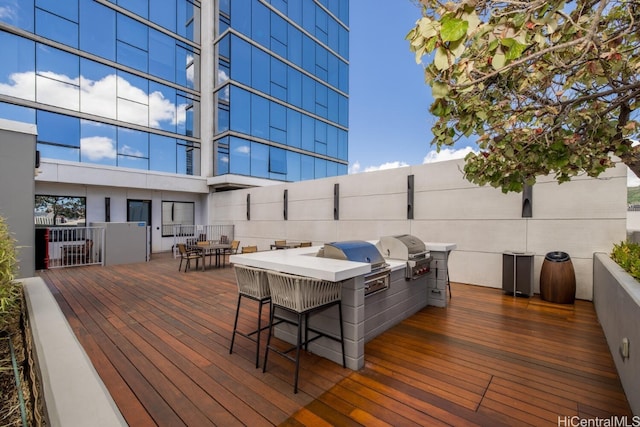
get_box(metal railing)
[171,224,234,257]
[45,227,105,268]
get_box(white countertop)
[229,241,455,282]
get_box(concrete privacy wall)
[593,253,640,415]
[210,159,628,300]
[0,119,37,278]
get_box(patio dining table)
[188,242,231,271]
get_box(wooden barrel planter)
[540,251,576,304]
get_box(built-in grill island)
[317,240,391,296]
[376,234,431,280]
[230,238,456,371]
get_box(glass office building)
[0,0,348,184]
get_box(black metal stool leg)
[293,312,303,394]
[229,294,242,354]
[262,307,275,373]
[255,299,264,368]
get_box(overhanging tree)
[406,0,640,192]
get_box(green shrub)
[611,241,640,281]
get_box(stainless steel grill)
[376,234,431,280]
[317,240,391,296]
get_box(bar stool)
[229,265,272,368]
[262,271,345,393]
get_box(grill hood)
[377,234,428,260]
[317,240,386,267]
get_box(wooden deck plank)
[37,253,632,426]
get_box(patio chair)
[229,265,276,368]
[177,243,200,272]
[241,245,258,253]
[298,241,312,247]
[224,240,240,266]
[262,271,345,393]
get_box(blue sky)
[348,0,475,175]
[347,0,640,186]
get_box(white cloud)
[80,136,116,161]
[423,146,476,163]
[0,70,186,127]
[349,160,410,174]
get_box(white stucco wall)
[210,159,628,301]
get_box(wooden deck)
[38,252,632,426]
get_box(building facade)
[0,0,349,253]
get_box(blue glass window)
[286,109,301,148]
[0,102,35,124]
[270,13,287,58]
[315,82,328,118]
[150,0,176,33]
[36,0,78,22]
[315,158,326,179]
[327,54,339,89]
[327,125,338,157]
[230,86,250,134]
[35,8,78,48]
[339,94,348,127]
[177,140,199,175]
[301,75,315,113]
[176,44,196,89]
[251,93,269,138]
[270,57,287,100]
[177,0,198,42]
[117,14,147,50]
[36,45,80,110]
[326,159,337,177]
[287,68,301,108]
[338,129,347,160]
[251,46,269,94]
[80,0,115,61]
[149,29,175,82]
[301,0,315,34]
[117,0,148,19]
[0,32,35,102]
[117,70,149,126]
[315,120,327,154]
[269,146,287,174]
[229,136,250,175]
[328,16,339,53]
[149,81,177,132]
[302,35,315,74]
[150,134,177,173]
[216,92,230,133]
[287,151,300,181]
[217,141,230,175]
[316,47,328,81]
[288,27,302,67]
[301,154,314,181]
[37,110,80,147]
[288,1,302,23]
[117,41,148,73]
[0,0,34,31]
[251,2,269,47]
[338,60,348,93]
[271,0,287,15]
[315,7,328,44]
[80,119,116,166]
[327,88,339,123]
[118,127,148,159]
[251,141,268,178]
[80,59,117,119]
[118,154,148,170]
[300,114,314,151]
[270,102,286,144]
[231,0,251,37]
[230,35,251,86]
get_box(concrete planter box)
[593,253,640,415]
[21,277,126,427]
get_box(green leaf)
[492,48,506,70]
[440,15,468,42]
[434,47,449,70]
[432,81,449,99]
